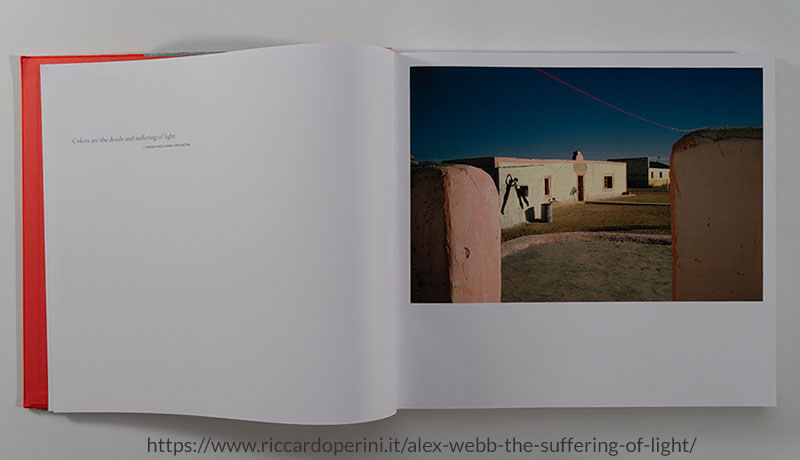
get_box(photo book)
[21,44,775,424]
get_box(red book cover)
[21,54,162,409]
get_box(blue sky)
[410,67,763,163]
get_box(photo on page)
[409,66,763,303]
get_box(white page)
[397,52,775,407]
[41,44,397,424]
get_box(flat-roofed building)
[447,151,627,229]
[608,156,670,188]
[648,160,670,187]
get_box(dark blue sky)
[410,67,763,163]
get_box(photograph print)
[410,66,763,303]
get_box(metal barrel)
[540,202,553,222]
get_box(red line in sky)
[533,67,707,133]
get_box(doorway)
[577,174,585,201]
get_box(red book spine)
[21,54,163,408]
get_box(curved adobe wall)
[411,165,501,303]
[671,128,763,301]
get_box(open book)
[23,44,775,424]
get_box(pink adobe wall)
[410,166,449,302]
[671,128,763,301]
[411,164,501,303]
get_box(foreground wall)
[410,164,501,303]
[671,127,763,301]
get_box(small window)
[651,171,654,178]
[544,177,551,196]
[603,175,613,189]
[659,171,663,178]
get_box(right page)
[398,52,775,407]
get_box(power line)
[533,67,708,133]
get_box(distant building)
[446,151,627,229]
[608,157,670,188]
[647,160,670,187]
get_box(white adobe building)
[448,151,627,229]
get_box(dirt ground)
[502,188,671,242]
[606,187,670,203]
[501,241,672,302]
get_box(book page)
[397,52,775,408]
[40,44,397,424]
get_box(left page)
[22,53,171,410]
[40,43,398,424]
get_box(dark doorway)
[577,175,585,201]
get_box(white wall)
[583,161,628,199]
[498,160,626,227]
[649,167,670,186]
